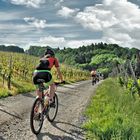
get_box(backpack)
[36,59,49,70]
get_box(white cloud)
[73,0,140,49]
[0,23,38,48]
[27,35,101,49]
[24,17,47,29]
[37,36,66,47]
[45,23,72,28]
[24,17,72,29]
[57,6,80,18]
[62,33,79,38]
[65,39,102,48]
[103,29,134,48]
[0,34,31,47]
[55,0,64,7]
[10,0,46,8]
[75,6,118,31]
[0,11,22,21]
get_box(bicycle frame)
[38,82,57,98]
[30,81,62,134]
[37,82,58,109]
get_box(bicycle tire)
[47,93,58,122]
[30,98,44,135]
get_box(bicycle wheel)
[47,93,58,122]
[30,98,44,135]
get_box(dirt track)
[0,80,100,140]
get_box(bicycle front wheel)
[30,98,44,135]
[47,93,58,122]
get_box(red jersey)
[48,57,59,69]
[36,57,59,70]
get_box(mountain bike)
[30,79,64,135]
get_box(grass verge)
[83,78,140,140]
[0,79,36,98]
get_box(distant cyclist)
[91,69,97,85]
[91,69,97,77]
[33,47,64,104]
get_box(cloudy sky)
[0,0,140,50]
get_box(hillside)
[27,43,140,76]
[0,51,89,98]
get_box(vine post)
[127,59,140,96]
[7,55,13,90]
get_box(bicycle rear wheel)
[30,98,44,135]
[47,93,58,122]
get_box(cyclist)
[91,69,97,85]
[91,69,97,77]
[33,47,64,104]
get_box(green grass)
[83,78,140,140]
[0,88,10,98]
[0,79,36,98]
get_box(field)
[0,51,90,98]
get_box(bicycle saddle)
[37,79,45,83]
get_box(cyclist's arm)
[55,67,63,82]
[54,58,64,82]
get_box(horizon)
[0,0,140,50]
[1,42,140,52]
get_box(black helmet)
[44,47,55,56]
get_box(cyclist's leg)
[44,72,54,101]
[48,83,55,99]
[36,88,42,99]
[44,81,55,102]
[33,72,42,98]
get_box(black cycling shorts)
[33,71,52,85]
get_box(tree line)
[27,43,139,77]
[0,45,24,53]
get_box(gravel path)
[0,80,101,140]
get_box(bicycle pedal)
[43,108,48,115]
[49,102,55,108]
